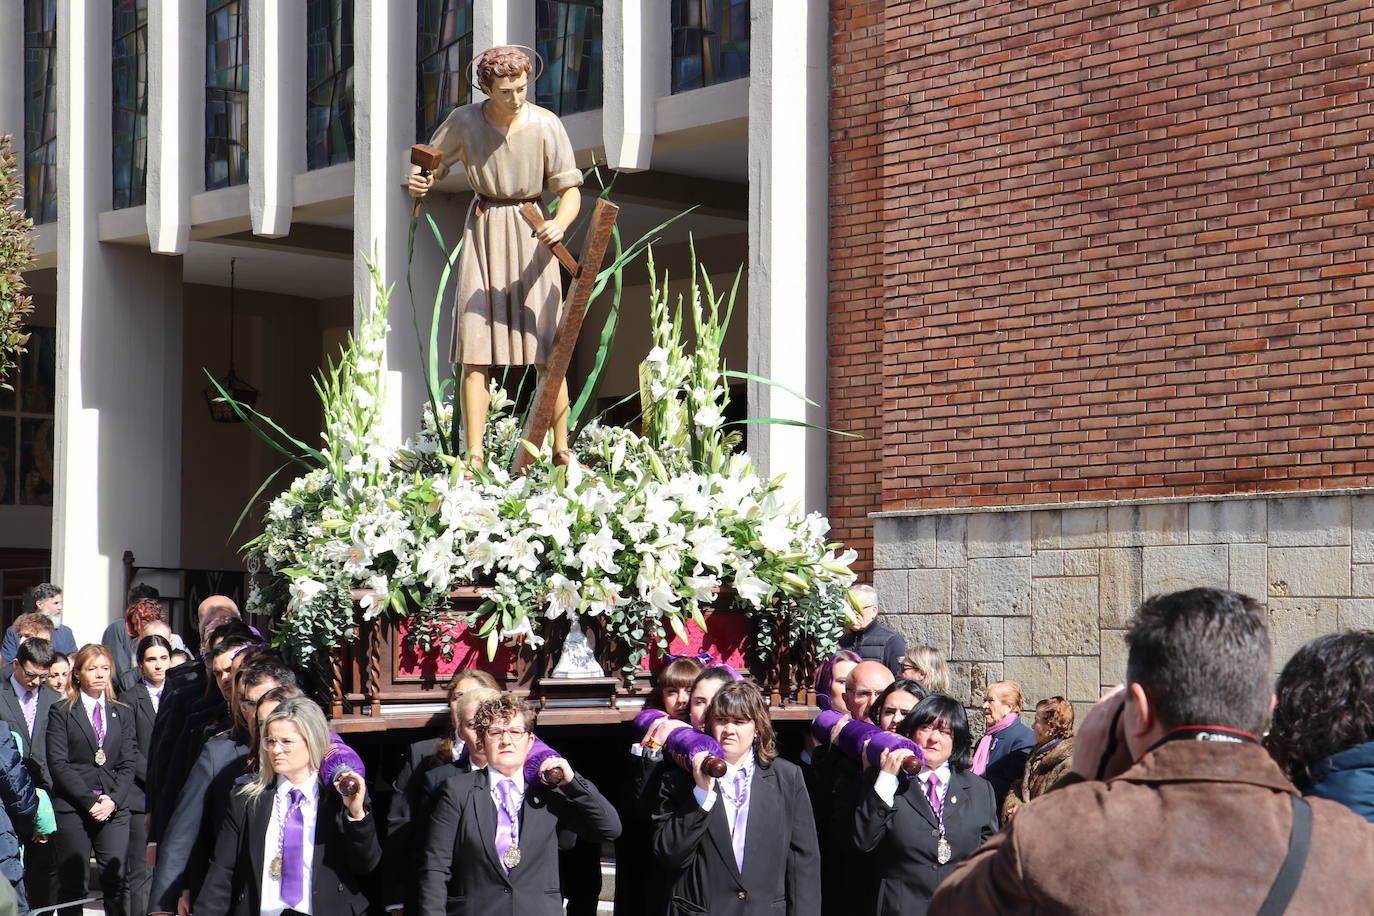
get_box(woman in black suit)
[46,643,137,916]
[852,693,998,916]
[653,680,822,916]
[119,633,171,916]
[197,696,379,916]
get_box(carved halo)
[468,45,546,93]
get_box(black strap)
[1257,794,1311,916]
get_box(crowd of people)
[0,582,1367,914]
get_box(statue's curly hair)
[1266,630,1374,785]
[475,46,533,90]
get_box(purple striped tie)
[91,702,104,747]
[280,788,306,907]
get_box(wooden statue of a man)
[407,46,583,468]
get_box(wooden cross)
[511,197,621,475]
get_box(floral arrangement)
[244,251,857,677]
[0,136,34,390]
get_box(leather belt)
[474,195,541,217]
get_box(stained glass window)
[22,0,57,224]
[306,0,354,170]
[206,0,249,190]
[671,0,749,94]
[416,0,473,141]
[112,0,149,209]
[535,0,602,116]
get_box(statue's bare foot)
[553,449,579,469]
[463,451,485,479]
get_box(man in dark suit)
[0,585,77,659]
[145,600,245,865]
[418,695,621,915]
[972,681,1036,809]
[0,638,60,910]
[838,585,907,676]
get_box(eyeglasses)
[851,689,881,700]
[264,736,301,751]
[484,726,530,740]
[18,669,51,681]
[899,662,923,675]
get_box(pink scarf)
[972,712,1019,776]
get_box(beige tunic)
[427,102,583,366]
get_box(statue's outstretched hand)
[407,170,434,198]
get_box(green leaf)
[723,370,821,408]
[228,461,292,544]
[723,417,863,439]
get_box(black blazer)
[383,743,473,911]
[44,694,137,816]
[195,782,381,916]
[653,757,822,916]
[146,658,207,839]
[852,766,998,916]
[0,669,57,790]
[146,732,249,914]
[418,767,622,916]
[116,680,158,812]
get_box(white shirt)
[485,766,527,812]
[692,751,755,832]
[875,761,951,809]
[79,691,105,746]
[259,776,319,916]
[142,680,164,716]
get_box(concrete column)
[147,0,205,253]
[746,0,829,512]
[54,0,183,641]
[355,0,468,445]
[249,0,306,237]
[473,0,535,100]
[603,0,669,171]
[0,1,22,165]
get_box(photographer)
[930,588,1374,914]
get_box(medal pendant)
[94,748,106,767]
[937,836,952,865]
[270,852,283,880]
[502,844,522,869]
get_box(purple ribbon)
[663,652,715,667]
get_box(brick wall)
[828,0,1374,549]
[828,0,887,575]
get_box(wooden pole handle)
[541,765,566,785]
[702,756,729,779]
[899,755,922,777]
[518,203,580,276]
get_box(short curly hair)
[1033,696,1075,743]
[475,46,533,91]
[474,694,538,734]
[1266,630,1374,785]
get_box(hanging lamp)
[203,257,259,422]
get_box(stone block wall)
[874,491,1374,720]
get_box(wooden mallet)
[410,143,444,218]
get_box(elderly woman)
[1001,696,1076,821]
[1267,630,1374,821]
[852,693,997,915]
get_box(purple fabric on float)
[523,737,560,784]
[320,733,367,786]
[634,708,668,738]
[664,727,726,770]
[811,710,924,778]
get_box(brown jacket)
[930,741,1374,915]
[1002,736,1074,822]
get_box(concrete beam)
[603,0,670,171]
[146,0,204,253]
[249,0,305,237]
